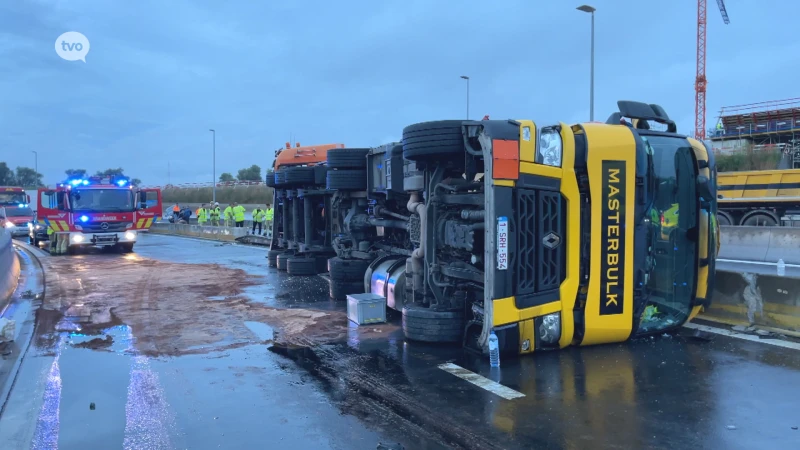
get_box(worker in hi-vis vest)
[223,204,233,227]
[232,202,246,228]
[210,202,221,226]
[251,206,266,235]
[197,204,209,226]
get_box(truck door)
[38,189,70,232]
[135,188,162,229]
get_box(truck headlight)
[124,231,136,240]
[72,234,84,243]
[4,221,13,228]
[536,127,562,167]
[539,312,561,344]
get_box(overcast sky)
[1,0,797,186]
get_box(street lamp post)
[209,129,216,202]
[577,5,596,122]
[460,75,470,119]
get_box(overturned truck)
[268,101,720,355]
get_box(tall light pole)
[460,75,470,119]
[209,129,216,202]
[577,5,596,122]
[31,150,38,176]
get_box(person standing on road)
[223,204,233,227]
[210,202,221,226]
[265,204,274,237]
[197,203,209,226]
[232,202,246,228]
[172,203,181,222]
[251,205,265,235]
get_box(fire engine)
[35,175,162,254]
[1,186,34,237]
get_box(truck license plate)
[497,216,508,270]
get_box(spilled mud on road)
[38,254,348,356]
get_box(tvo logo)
[55,31,90,62]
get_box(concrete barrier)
[149,222,248,242]
[0,229,21,310]
[702,270,800,334]
[719,226,800,264]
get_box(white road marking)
[717,258,800,268]
[438,363,525,400]
[684,323,800,351]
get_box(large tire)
[287,257,318,276]
[266,170,276,187]
[402,120,465,161]
[284,166,315,185]
[330,279,364,301]
[267,249,283,267]
[313,165,328,186]
[275,170,287,186]
[327,148,370,169]
[717,211,733,226]
[276,253,291,271]
[402,305,465,344]
[326,170,367,190]
[328,257,370,281]
[741,213,778,227]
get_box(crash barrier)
[702,270,800,334]
[0,229,21,309]
[719,226,800,264]
[149,222,249,242]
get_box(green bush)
[716,150,782,172]
[162,185,274,204]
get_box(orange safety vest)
[172,205,180,212]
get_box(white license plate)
[497,216,508,270]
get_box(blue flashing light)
[70,179,83,186]
[18,203,25,208]
[116,179,127,187]
[79,215,89,223]
[82,179,89,185]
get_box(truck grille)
[515,188,566,307]
[82,222,131,233]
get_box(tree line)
[218,164,264,183]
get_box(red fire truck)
[1,186,34,237]
[35,175,162,254]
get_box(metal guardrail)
[0,229,21,309]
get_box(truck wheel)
[329,279,364,301]
[284,167,316,185]
[402,305,465,344]
[313,165,328,186]
[267,250,283,267]
[326,170,367,190]
[266,170,276,187]
[287,257,318,276]
[402,120,466,161]
[118,243,134,253]
[328,257,370,281]
[276,253,291,271]
[741,212,778,227]
[327,148,370,169]
[275,170,287,186]
[717,211,733,226]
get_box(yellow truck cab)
[479,101,719,354]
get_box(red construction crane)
[695,0,730,140]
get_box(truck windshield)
[0,192,27,205]
[637,134,698,334]
[70,188,134,212]
[5,207,33,217]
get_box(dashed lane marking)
[684,323,800,351]
[438,363,525,400]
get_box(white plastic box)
[347,293,387,325]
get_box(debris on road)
[37,255,349,356]
[0,318,15,343]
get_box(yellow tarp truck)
[717,168,800,226]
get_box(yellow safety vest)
[223,206,233,219]
[253,208,265,222]
[198,208,208,221]
[265,208,274,221]
[211,207,220,219]
[233,205,246,221]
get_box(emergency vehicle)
[34,175,162,253]
[0,186,34,237]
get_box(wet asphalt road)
[1,234,799,450]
